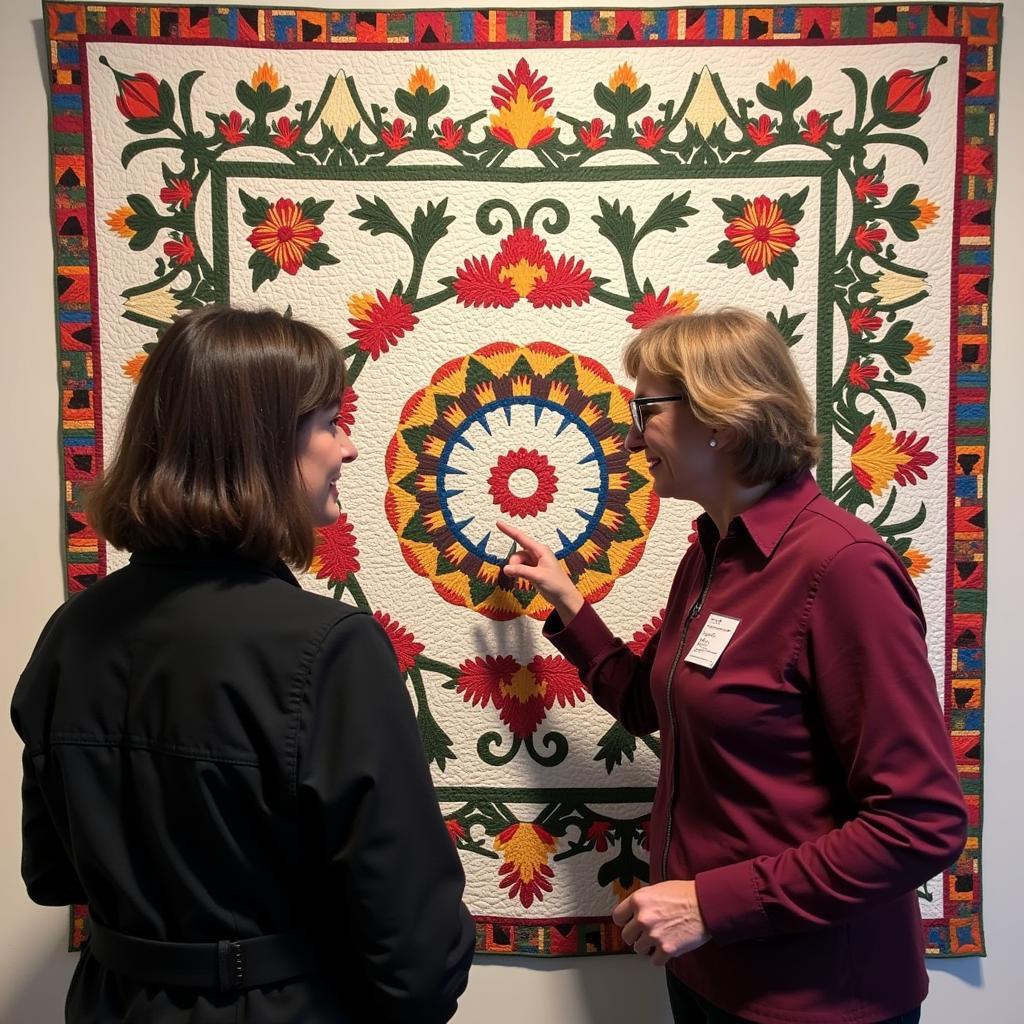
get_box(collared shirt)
[546,471,966,1024]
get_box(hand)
[496,520,584,626]
[612,880,710,967]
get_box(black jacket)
[11,549,474,1022]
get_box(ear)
[709,425,740,452]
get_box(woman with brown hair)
[499,308,966,1024]
[12,305,474,1023]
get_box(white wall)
[1,2,1019,1020]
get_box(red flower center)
[488,449,558,519]
[277,225,294,242]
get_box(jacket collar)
[130,547,300,586]
[696,470,821,560]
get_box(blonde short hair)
[622,308,819,486]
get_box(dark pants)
[666,972,922,1024]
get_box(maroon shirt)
[546,471,966,1024]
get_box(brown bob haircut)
[87,305,346,568]
[623,308,819,486]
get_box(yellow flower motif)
[608,62,638,91]
[498,259,548,298]
[407,66,436,93]
[769,60,797,87]
[320,72,361,138]
[251,62,279,90]
[498,665,544,704]
[870,267,929,306]
[683,66,731,138]
[850,423,936,496]
[347,292,376,320]
[105,206,134,239]
[905,332,933,363]
[904,548,931,577]
[489,86,555,149]
[123,285,179,325]
[911,198,939,230]
[121,353,148,382]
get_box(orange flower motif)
[724,196,799,275]
[489,58,555,149]
[613,877,644,902]
[246,199,323,275]
[905,332,933,363]
[903,548,931,577]
[407,66,436,93]
[121,353,148,381]
[912,198,939,230]
[608,63,638,91]
[105,206,134,238]
[769,60,797,87]
[494,823,556,908]
[850,424,938,495]
[251,63,279,90]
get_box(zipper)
[660,541,719,882]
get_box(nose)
[341,433,358,463]
[625,422,645,453]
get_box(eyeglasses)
[629,395,685,435]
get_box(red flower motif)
[347,290,419,360]
[488,58,555,149]
[455,654,584,740]
[855,174,888,202]
[884,68,933,116]
[115,71,164,121]
[746,114,776,146]
[634,116,664,150]
[337,386,358,432]
[453,227,594,310]
[436,117,464,151]
[159,178,193,210]
[854,223,887,253]
[578,118,609,151]
[381,118,411,150]
[271,116,301,149]
[848,360,880,390]
[312,513,360,582]
[849,307,883,335]
[162,235,195,265]
[587,820,612,853]
[373,611,424,674]
[488,448,558,519]
[800,109,829,143]
[627,611,665,656]
[219,110,246,144]
[445,818,466,843]
[627,287,698,329]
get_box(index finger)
[611,895,635,927]
[495,520,546,556]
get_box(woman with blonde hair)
[12,305,474,1023]
[499,308,965,1024]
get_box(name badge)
[684,613,741,669]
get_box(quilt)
[44,3,998,957]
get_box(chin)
[313,504,341,528]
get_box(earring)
[708,438,718,448]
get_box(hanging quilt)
[45,3,998,957]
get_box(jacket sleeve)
[11,605,87,908]
[296,613,474,1023]
[543,601,660,736]
[16,748,87,906]
[695,542,968,943]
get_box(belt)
[86,917,321,992]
